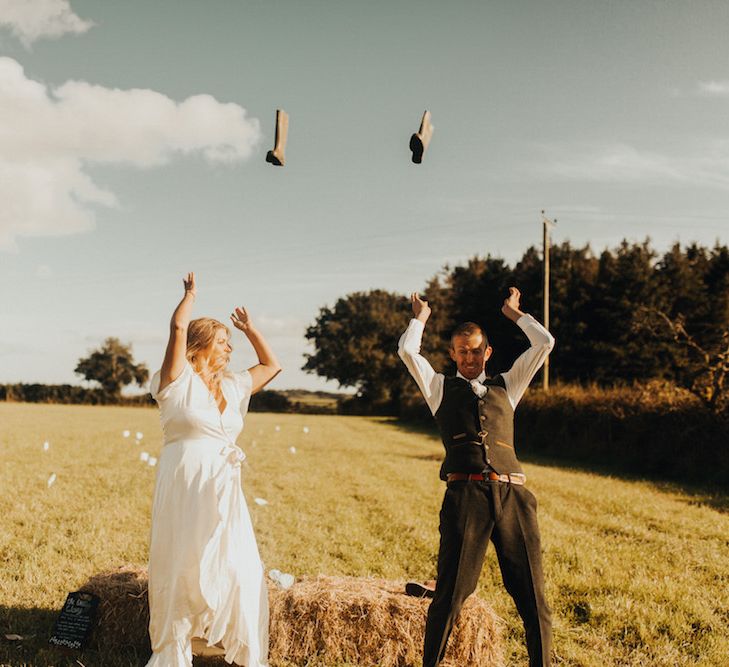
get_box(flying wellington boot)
[266,109,289,166]
[409,110,433,164]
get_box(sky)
[1,0,728,392]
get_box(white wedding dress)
[146,361,268,667]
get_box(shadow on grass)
[386,417,729,514]
[522,451,729,514]
[0,606,87,666]
[0,605,150,667]
[0,609,237,667]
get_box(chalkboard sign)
[48,591,100,651]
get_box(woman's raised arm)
[230,306,282,394]
[159,272,196,392]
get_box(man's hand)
[501,286,525,323]
[411,292,431,324]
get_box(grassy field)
[1,403,728,666]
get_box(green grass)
[1,403,728,666]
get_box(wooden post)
[541,211,556,392]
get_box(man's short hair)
[450,322,490,348]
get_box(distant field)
[1,403,728,666]
[279,389,341,412]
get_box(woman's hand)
[233,308,282,392]
[183,272,196,299]
[230,306,253,334]
[161,272,196,392]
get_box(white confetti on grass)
[42,441,50,451]
[253,497,269,506]
[289,446,296,454]
[136,431,144,440]
[122,430,130,438]
[148,457,157,467]
[140,452,149,462]
[303,426,310,434]
[274,425,281,432]
[47,473,56,488]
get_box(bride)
[146,272,281,667]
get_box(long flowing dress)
[145,361,269,667]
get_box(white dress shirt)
[397,314,555,415]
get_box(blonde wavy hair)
[186,318,232,398]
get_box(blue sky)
[1,0,728,391]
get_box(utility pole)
[541,210,557,392]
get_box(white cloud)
[697,80,729,97]
[542,144,682,183]
[537,142,729,189]
[0,0,93,46]
[0,57,262,252]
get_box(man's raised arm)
[397,293,444,415]
[500,287,555,408]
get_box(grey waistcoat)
[433,375,524,480]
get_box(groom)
[398,287,554,667]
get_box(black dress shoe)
[405,581,436,598]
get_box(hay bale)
[80,565,151,658]
[80,568,503,666]
[269,575,503,667]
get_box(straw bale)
[269,575,504,667]
[80,565,151,657]
[79,568,504,666]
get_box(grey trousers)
[423,480,552,667]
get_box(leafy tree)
[75,338,149,399]
[303,240,729,415]
[587,240,663,382]
[701,243,729,346]
[640,243,729,414]
[303,290,410,412]
[639,309,729,416]
[434,255,523,374]
[548,242,599,382]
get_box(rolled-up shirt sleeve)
[397,318,444,415]
[502,314,555,409]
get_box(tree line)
[0,337,333,413]
[303,240,729,417]
[4,240,727,419]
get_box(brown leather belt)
[447,471,526,485]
